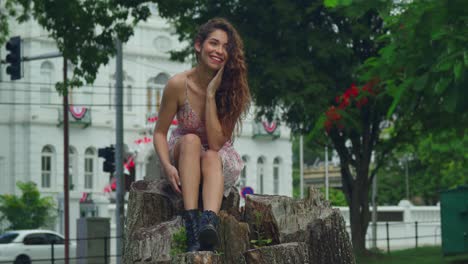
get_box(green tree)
[153,0,387,253]
[378,130,468,205]
[1,0,151,90]
[0,181,56,230]
[327,0,468,134]
[321,0,467,252]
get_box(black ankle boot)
[183,209,200,252]
[199,210,219,251]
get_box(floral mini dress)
[167,78,243,197]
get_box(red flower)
[326,106,342,121]
[324,120,333,133]
[335,96,341,104]
[356,97,369,108]
[345,84,359,98]
[338,97,350,109]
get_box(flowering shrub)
[324,79,379,133]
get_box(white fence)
[336,200,441,251]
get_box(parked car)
[0,229,76,264]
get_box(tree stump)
[171,252,223,264]
[244,187,355,264]
[123,180,355,264]
[217,211,250,263]
[244,242,309,264]
[123,216,183,264]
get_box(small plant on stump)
[250,212,272,248]
[170,227,187,256]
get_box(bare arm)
[153,77,182,193]
[205,67,230,151]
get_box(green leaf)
[386,84,405,119]
[413,74,428,91]
[453,61,463,82]
[464,51,468,66]
[434,78,451,94]
[443,85,458,113]
[339,110,362,132]
[435,59,452,72]
[324,0,352,8]
[309,113,326,140]
[324,0,338,8]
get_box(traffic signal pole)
[115,38,124,264]
[63,56,70,264]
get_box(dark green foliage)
[155,0,384,132]
[0,181,56,231]
[1,0,151,92]
[170,227,187,256]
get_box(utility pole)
[405,156,409,200]
[371,173,378,249]
[325,145,329,200]
[63,57,70,264]
[115,38,125,264]
[299,134,304,199]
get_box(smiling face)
[195,29,229,71]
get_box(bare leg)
[200,150,224,213]
[173,134,202,210]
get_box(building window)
[147,73,169,114]
[40,61,54,106]
[41,146,53,188]
[127,84,132,111]
[153,36,172,52]
[240,156,249,189]
[273,157,281,194]
[69,147,77,190]
[125,76,134,112]
[108,84,113,110]
[257,157,265,194]
[84,148,94,189]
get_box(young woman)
[153,18,250,252]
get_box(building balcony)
[58,106,92,128]
[252,121,280,140]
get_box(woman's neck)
[193,64,215,90]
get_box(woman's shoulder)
[163,71,190,97]
[166,72,187,89]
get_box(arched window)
[40,61,54,106]
[273,157,281,194]
[147,73,170,114]
[84,148,95,189]
[41,146,53,188]
[126,77,134,112]
[257,157,265,194]
[240,156,249,189]
[69,147,77,190]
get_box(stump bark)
[244,242,309,264]
[123,216,183,264]
[171,252,223,264]
[244,187,355,264]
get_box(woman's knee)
[201,150,221,168]
[180,134,202,151]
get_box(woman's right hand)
[164,164,182,194]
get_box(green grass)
[357,246,468,264]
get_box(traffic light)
[5,36,21,80]
[98,146,115,173]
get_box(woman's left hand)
[207,66,224,98]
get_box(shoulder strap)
[184,77,189,103]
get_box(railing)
[0,235,122,264]
[342,221,441,252]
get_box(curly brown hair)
[195,18,251,138]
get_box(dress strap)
[184,77,189,103]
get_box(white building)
[0,9,293,242]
